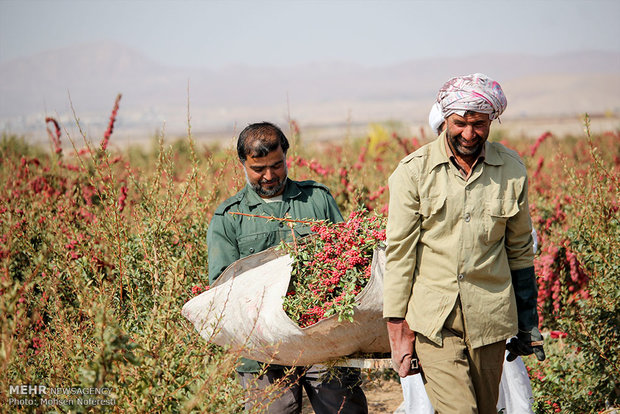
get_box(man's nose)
[263,168,274,181]
[462,126,475,140]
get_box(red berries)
[282,210,386,328]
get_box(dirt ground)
[300,379,404,413]
[363,379,404,413]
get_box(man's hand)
[386,318,420,377]
[506,327,546,362]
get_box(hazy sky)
[1,0,619,68]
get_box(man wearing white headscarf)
[384,74,544,413]
[395,102,537,414]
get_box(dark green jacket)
[207,178,343,372]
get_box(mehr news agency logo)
[7,384,116,407]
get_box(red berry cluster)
[281,210,386,328]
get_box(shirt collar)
[428,132,450,171]
[482,141,504,166]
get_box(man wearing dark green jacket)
[207,122,367,414]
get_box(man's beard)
[446,128,484,158]
[245,170,288,197]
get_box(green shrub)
[525,118,619,413]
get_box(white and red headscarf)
[437,73,507,121]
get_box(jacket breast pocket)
[237,232,272,257]
[293,225,312,239]
[419,195,447,231]
[484,198,519,244]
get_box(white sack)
[182,246,390,366]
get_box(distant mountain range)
[1,41,619,141]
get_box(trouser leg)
[468,341,505,414]
[303,365,368,414]
[415,328,477,413]
[415,298,504,414]
[237,367,304,413]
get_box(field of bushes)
[0,100,618,413]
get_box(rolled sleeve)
[383,163,422,318]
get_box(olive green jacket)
[207,178,343,372]
[383,133,535,349]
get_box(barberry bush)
[0,105,253,411]
[0,102,618,412]
[523,119,619,413]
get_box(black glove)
[506,327,546,362]
[509,266,545,361]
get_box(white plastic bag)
[182,246,390,366]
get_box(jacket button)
[464,213,471,222]
[279,222,284,228]
[249,248,255,253]
[458,273,464,280]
